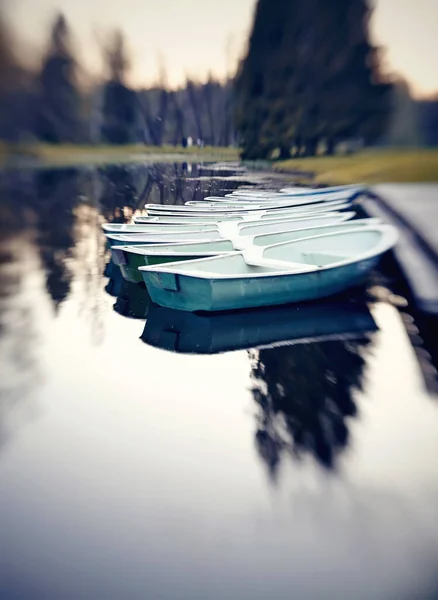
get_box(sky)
[5,0,438,97]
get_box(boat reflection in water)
[113,281,151,320]
[104,259,124,298]
[141,297,378,355]
[105,259,151,319]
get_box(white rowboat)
[105,211,355,246]
[112,218,379,283]
[144,199,351,217]
[139,225,397,312]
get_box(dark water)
[1,163,438,600]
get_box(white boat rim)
[139,225,397,279]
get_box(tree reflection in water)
[250,331,374,477]
[0,241,41,449]
[98,161,247,223]
[32,168,81,309]
[0,161,250,445]
[0,173,42,448]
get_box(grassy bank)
[274,149,438,184]
[0,143,239,168]
[2,143,438,184]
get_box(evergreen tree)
[235,0,293,159]
[316,0,392,152]
[385,79,421,147]
[0,10,26,140]
[36,14,83,143]
[235,0,392,159]
[100,30,137,144]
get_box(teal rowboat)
[144,197,353,216]
[112,218,378,283]
[112,240,236,283]
[136,200,351,223]
[142,299,377,354]
[184,190,355,207]
[225,184,367,200]
[139,225,398,312]
[105,211,355,248]
[105,229,223,247]
[103,222,222,234]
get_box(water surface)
[1,163,438,600]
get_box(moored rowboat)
[224,184,367,200]
[135,200,351,223]
[145,192,354,214]
[105,211,355,247]
[112,218,379,283]
[144,199,352,218]
[139,225,398,312]
[185,190,355,207]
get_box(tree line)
[1,3,437,156]
[0,12,235,147]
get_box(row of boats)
[102,184,398,313]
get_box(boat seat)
[301,251,347,266]
[244,256,319,271]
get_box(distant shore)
[274,149,438,184]
[1,144,437,184]
[0,143,240,169]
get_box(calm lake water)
[1,163,438,600]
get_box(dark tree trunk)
[203,82,215,145]
[137,94,160,146]
[156,89,169,146]
[279,145,291,159]
[186,80,204,142]
[307,138,318,157]
[326,138,336,155]
[170,92,185,146]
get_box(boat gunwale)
[107,210,355,240]
[113,246,237,258]
[184,194,351,207]
[105,229,220,242]
[138,225,398,280]
[144,200,352,214]
[144,201,352,218]
[114,217,378,258]
[105,211,356,243]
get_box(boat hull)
[113,217,377,282]
[137,201,351,223]
[141,256,380,312]
[113,249,222,284]
[106,211,355,247]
